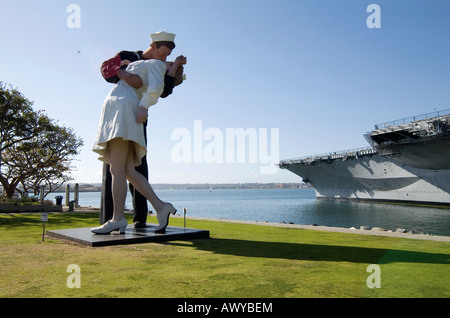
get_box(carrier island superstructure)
[279,109,450,206]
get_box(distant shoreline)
[61,183,310,192]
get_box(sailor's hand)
[118,70,143,89]
[136,106,148,123]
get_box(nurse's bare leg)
[125,146,165,213]
[108,138,129,222]
[125,149,176,232]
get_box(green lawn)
[0,212,448,298]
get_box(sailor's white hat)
[150,31,176,43]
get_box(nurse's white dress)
[93,59,166,166]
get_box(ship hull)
[282,153,450,206]
[280,109,450,206]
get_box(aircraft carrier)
[279,109,450,206]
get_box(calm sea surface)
[59,188,450,236]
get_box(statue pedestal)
[46,224,209,247]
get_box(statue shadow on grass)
[166,238,449,265]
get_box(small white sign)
[41,213,48,222]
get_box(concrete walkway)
[171,215,450,242]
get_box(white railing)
[375,108,450,129]
[280,146,377,165]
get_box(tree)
[0,82,84,198]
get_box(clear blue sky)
[1,0,449,184]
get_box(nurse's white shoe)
[155,203,177,233]
[91,218,127,234]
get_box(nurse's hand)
[136,106,148,123]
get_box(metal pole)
[42,222,46,242]
[41,213,48,241]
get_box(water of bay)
[60,188,450,236]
